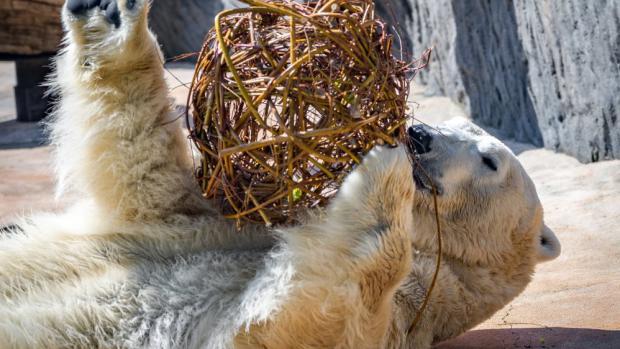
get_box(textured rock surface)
[514,0,620,162]
[149,0,243,59]
[377,0,620,163]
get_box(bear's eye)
[481,156,498,171]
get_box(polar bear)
[0,0,560,348]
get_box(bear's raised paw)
[66,0,140,28]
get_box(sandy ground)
[1,62,619,348]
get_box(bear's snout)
[408,125,433,155]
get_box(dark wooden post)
[13,55,52,122]
[0,0,63,122]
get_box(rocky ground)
[1,62,619,348]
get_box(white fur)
[0,2,560,348]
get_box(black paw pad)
[66,0,101,15]
[100,0,121,28]
[66,0,121,28]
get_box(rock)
[149,0,244,60]
[0,0,64,55]
[514,0,620,162]
[377,0,620,163]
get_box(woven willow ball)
[188,0,412,225]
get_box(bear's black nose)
[407,125,433,155]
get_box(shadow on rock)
[0,119,48,149]
[434,327,620,349]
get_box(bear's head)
[405,117,560,338]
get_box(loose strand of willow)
[407,182,442,336]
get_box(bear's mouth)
[412,167,443,195]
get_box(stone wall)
[149,0,243,60]
[377,0,620,163]
[514,1,620,162]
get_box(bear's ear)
[537,224,561,262]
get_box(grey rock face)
[378,0,620,163]
[514,0,620,162]
[149,0,244,60]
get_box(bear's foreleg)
[51,0,207,222]
[240,146,416,348]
